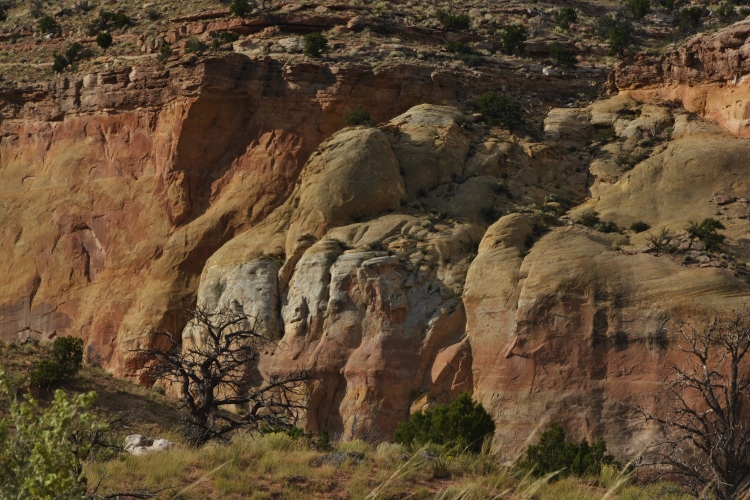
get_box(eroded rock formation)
[611,19,750,137]
[3,22,750,462]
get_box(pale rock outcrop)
[190,104,590,442]
[124,435,175,456]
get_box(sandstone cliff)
[0,53,540,376]
[3,23,750,462]
[183,91,750,458]
[611,19,750,137]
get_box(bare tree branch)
[132,307,315,446]
[632,309,750,499]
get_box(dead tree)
[135,307,313,446]
[634,311,750,499]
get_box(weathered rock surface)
[124,434,175,456]
[188,93,750,459]
[0,53,547,379]
[192,104,588,442]
[610,19,750,137]
[3,22,750,463]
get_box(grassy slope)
[84,435,693,499]
[0,341,694,499]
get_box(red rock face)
[0,54,544,377]
[610,19,750,137]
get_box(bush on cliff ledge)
[394,393,495,453]
[304,32,328,58]
[477,91,524,131]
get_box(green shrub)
[344,105,376,126]
[577,211,600,227]
[157,44,173,62]
[64,42,84,62]
[304,31,328,58]
[115,13,131,28]
[501,24,528,55]
[96,32,112,49]
[446,42,474,55]
[687,218,725,251]
[624,0,651,19]
[516,423,617,479]
[52,53,69,73]
[544,192,574,210]
[594,220,618,233]
[446,42,483,67]
[554,7,577,29]
[436,10,471,31]
[0,7,7,22]
[656,0,675,10]
[678,7,704,33]
[0,369,105,499]
[218,31,240,43]
[477,91,523,130]
[88,10,131,35]
[630,221,650,233]
[29,336,83,386]
[549,42,577,69]
[30,3,44,19]
[146,8,161,21]
[230,0,250,17]
[38,14,60,35]
[715,1,737,20]
[184,38,207,55]
[596,127,617,142]
[597,15,632,56]
[394,393,495,453]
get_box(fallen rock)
[277,37,304,54]
[124,434,174,456]
[347,16,366,30]
[714,194,735,205]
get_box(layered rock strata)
[610,19,750,136]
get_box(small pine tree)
[96,32,113,49]
[435,10,471,31]
[52,53,69,73]
[344,105,375,127]
[516,423,618,479]
[394,393,495,452]
[687,218,725,251]
[549,42,577,69]
[678,7,704,33]
[304,32,328,58]
[625,0,651,19]
[157,44,173,62]
[477,91,524,130]
[29,336,83,386]
[230,0,250,17]
[38,14,59,35]
[501,24,528,55]
[553,8,577,29]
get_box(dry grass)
[0,341,699,499]
[83,434,696,499]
